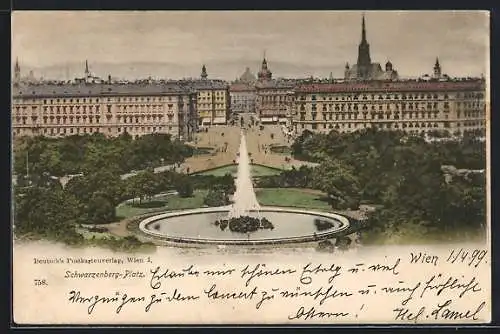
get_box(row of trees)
[14,178,155,252]
[14,166,237,242]
[292,129,486,170]
[13,132,194,177]
[287,128,487,243]
[12,131,231,247]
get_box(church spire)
[361,13,367,43]
[357,13,372,79]
[14,57,21,83]
[85,59,90,77]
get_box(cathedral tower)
[85,60,90,78]
[14,57,21,84]
[356,14,372,80]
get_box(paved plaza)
[181,120,317,174]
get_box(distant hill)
[21,60,347,81]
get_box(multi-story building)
[293,76,486,137]
[293,14,486,137]
[230,82,256,114]
[229,67,257,115]
[254,57,295,124]
[194,65,230,126]
[12,82,198,141]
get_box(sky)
[12,11,490,81]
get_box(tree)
[64,176,88,202]
[204,188,230,207]
[438,173,486,239]
[14,186,81,237]
[86,191,116,224]
[311,159,360,210]
[175,175,194,198]
[135,170,157,203]
[65,169,124,207]
[217,173,236,195]
[64,169,125,224]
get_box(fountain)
[212,130,273,234]
[227,130,261,218]
[139,132,353,246]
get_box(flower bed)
[214,216,274,233]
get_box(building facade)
[194,65,230,126]
[293,78,486,137]
[230,82,256,114]
[229,67,257,115]
[255,80,295,124]
[12,82,198,141]
[194,80,230,126]
[254,57,295,124]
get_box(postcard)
[11,10,490,325]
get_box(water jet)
[139,131,351,246]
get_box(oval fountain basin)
[139,206,350,245]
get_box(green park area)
[194,164,282,177]
[13,128,487,248]
[116,190,208,218]
[255,188,331,212]
[115,187,331,219]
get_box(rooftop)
[229,82,256,92]
[295,78,486,93]
[12,79,228,98]
[255,79,297,89]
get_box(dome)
[239,67,256,83]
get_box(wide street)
[180,116,317,174]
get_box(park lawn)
[196,164,282,177]
[196,165,238,176]
[270,145,292,155]
[116,190,208,218]
[251,165,283,177]
[116,187,331,219]
[255,188,332,212]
